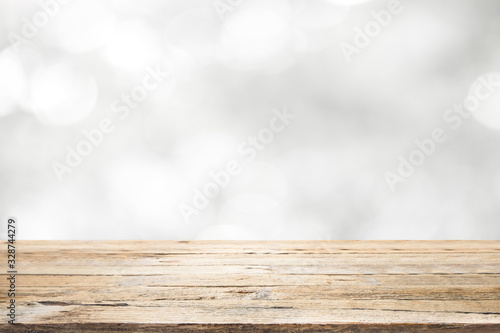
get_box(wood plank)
[0,241,499,332]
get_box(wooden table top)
[1,240,499,332]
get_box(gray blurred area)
[0,0,500,239]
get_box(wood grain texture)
[0,240,499,332]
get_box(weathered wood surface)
[0,240,499,332]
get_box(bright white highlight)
[0,48,26,118]
[57,0,116,53]
[28,61,97,126]
[105,19,162,71]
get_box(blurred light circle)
[291,0,350,30]
[215,0,294,71]
[0,48,26,117]
[195,224,257,240]
[164,7,220,61]
[466,73,500,130]
[223,161,288,203]
[57,0,116,53]
[220,8,291,61]
[105,19,162,71]
[28,61,97,126]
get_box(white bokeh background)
[0,0,500,239]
